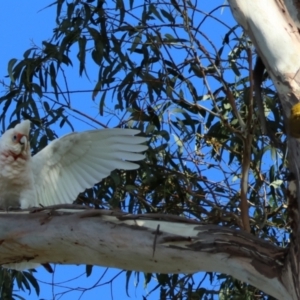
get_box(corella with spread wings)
[0,120,147,270]
[0,120,147,210]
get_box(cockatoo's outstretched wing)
[31,129,147,206]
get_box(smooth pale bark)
[227,0,300,299]
[228,1,300,130]
[0,210,288,299]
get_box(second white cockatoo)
[0,120,147,270]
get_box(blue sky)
[0,1,239,299]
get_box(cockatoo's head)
[0,120,31,160]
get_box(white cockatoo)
[0,120,147,270]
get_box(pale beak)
[19,136,27,145]
[19,135,27,150]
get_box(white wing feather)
[31,129,147,206]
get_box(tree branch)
[0,210,289,299]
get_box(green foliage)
[0,269,39,300]
[0,0,287,299]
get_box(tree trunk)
[0,209,290,299]
[228,0,300,298]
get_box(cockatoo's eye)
[12,134,27,145]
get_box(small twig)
[152,224,160,258]
[239,150,251,233]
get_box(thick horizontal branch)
[0,209,288,299]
